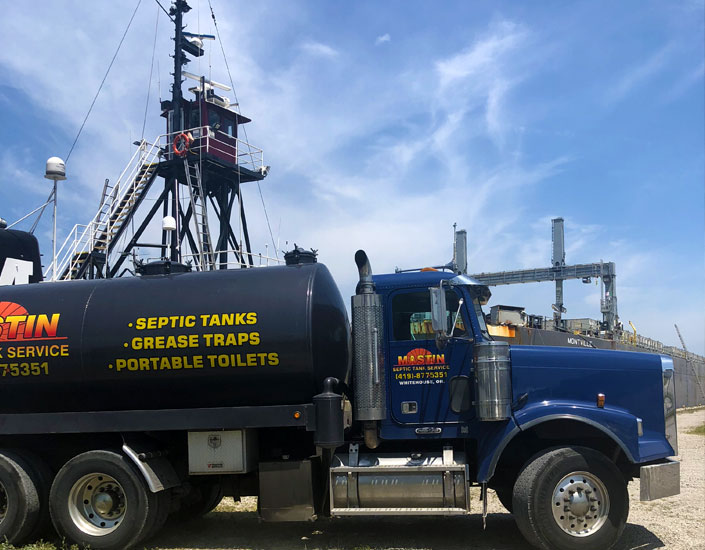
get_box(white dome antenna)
[44,156,67,280]
[45,157,67,181]
[162,216,177,232]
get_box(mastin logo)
[396,348,445,366]
[0,302,64,342]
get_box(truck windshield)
[468,289,491,340]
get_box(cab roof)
[372,270,485,291]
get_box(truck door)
[386,288,473,425]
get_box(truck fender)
[514,401,639,460]
[479,403,639,483]
[122,442,180,493]
[476,419,521,484]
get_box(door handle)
[415,427,442,435]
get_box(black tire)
[173,480,223,521]
[513,446,629,550]
[494,486,513,513]
[0,449,42,544]
[49,450,159,550]
[16,450,54,542]
[140,489,171,543]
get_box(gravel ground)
[148,408,705,550]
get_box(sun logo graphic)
[395,347,445,366]
[0,302,63,341]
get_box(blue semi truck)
[0,225,680,550]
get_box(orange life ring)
[173,132,192,157]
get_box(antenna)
[44,157,67,281]
[182,32,215,40]
[182,71,231,91]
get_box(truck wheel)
[513,446,628,550]
[17,451,54,542]
[173,480,223,521]
[49,450,158,550]
[141,489,171,543]
[0,450,42,544]
[494,486,513,513]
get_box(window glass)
[469,289,491,340]
[222,116,235,137]
[189,108,201,130]
[392,290,467,341]
[208,109,220,129]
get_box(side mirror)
[430,285,465,350]
[429,286,448,350]
[429,287,447,332]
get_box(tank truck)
[0,223,680,550]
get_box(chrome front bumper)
[640,458,680,501]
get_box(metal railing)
[139,250,283,270]
[616,329,665,352]
[614,329,705,362]
[178,249,284,269]
[45,140,162,280]
[162,126,265,173]
[45,126,265,281]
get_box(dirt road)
[150,408,704,550]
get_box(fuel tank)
[0,263,350,413]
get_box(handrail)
[45,140,162,280]
[44,126,265,280]
[179,249,284,268]
[161,126,264,172]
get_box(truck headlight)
[661,356,678,455]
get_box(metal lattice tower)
[469,218,620,332]
[46,0,269,280]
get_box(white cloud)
[485,79,511,148]
[300,40,339,58]
[0,3,702,356]
[605,44,674,104]
[435,20,526,89]
[433,20,531,148]
[375,33,391,46]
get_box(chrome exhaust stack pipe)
[355,250,375,294]
[352,250,385,448]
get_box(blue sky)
[0,1,703,353]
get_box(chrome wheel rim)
[551,470,609,537]
[0,481,7,523]
[68,473,127,536]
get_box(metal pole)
[52,180,58,281]
[165,0,188,262]
[172,1,185,134]
[174,175,181,262]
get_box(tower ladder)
[184,159,214,270]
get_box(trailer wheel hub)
[551,470,610,537]
[93,490,117,516]
[68,473,127,536]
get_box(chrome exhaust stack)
[474,341,512,421]
[352,250,385,448]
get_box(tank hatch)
[136,259,192,276]
[285,245,318,266]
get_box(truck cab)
[330,256,680,550]
[373,271,491,436]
